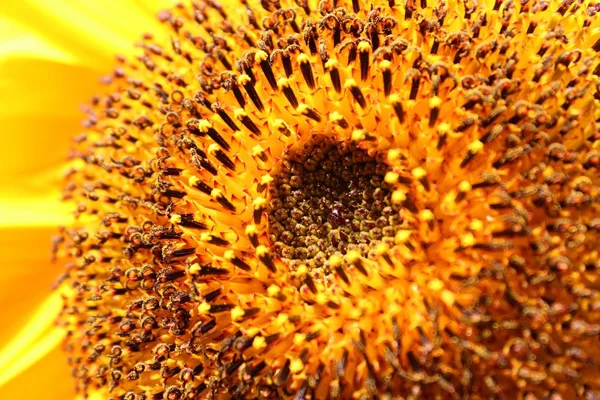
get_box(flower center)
[267,137,400,270]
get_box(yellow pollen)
[260,174,273,185]
[329,111,344,122]
[231,306,245,322]
[197,302,211,314]
[293,333,306,346]
[437,122,451,133]
[237,74,251,85]
[328,254,343,267]
[252,336,267,350]
[411,167,427,179]
[188,175,200,187]
[197,119,211,132]
[289,359,304,374]
[233,108,247,119]
[395,230,412,243]
[267,284,281,297]
[460,233,476,248]
[252,197,267,209]
[419,209,434,221]
[324,58,338,70]
[391,190,407,203]
[189,263,201,275]
[255,245,269,257]
[252,144,265,157]
[429,96,443,108]
[351,129,366,141]
[379,59,392,70]
[277,78,290,89]
[468,219,484,231]
[245,225,258,236]
[385,171,399,183]
[428,279,444,291]
[468,140,484,153]
[387,149,402,163]
[344,78,358,89]
[458,180,472,192]
[255,50,268,62]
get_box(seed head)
[54,0,600,399]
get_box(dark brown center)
[267,137,402,270]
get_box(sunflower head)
[53,0,600,398]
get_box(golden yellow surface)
[1,0,600,398]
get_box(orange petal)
[0,343,72,400]
[1,0,172,66]
[0,16,76,63]
[0,196,71,228]
[0,59,99,217]
[0,325,64,388]
[0,57,101,119]
[0,228,63,347]
[133,0,175,16]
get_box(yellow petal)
[0,57,100,118]
[133,0,174,15]
[0,1,171,220]
[1,0,172,65]
[0,195,71,228]
[0,228,63,346]
[0,344,72,400]
[0,57,101,213]
[0,327,64,388]
[0,16,75,63]
[0,292,63,387]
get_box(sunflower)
[2,0,600,398]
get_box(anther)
[208,144,236,171]
[298,54,316,89]
[252,144,268,163]
[252,197,267,224]
[200,232,230,247]
[298,104,322,122]
[178,213,208,230]
[189,176,212,194]
[436,122,451,149]
[325,59,342,93]
[406,69,421,100]
[329,111,349,129]
[412,167,430,191]
[460,140,483,168]
[255,50,278,90]
[345,78,367,108]
[380,59,393,97]
[238,74,264,111]
[346,250,368,276]
[256,245,277,272]
[205,127,230,151]
[169,247,196,258]
[234,109,262,135]
[245,225,260,247]
[277,78,299,108]
[455,181,472,202]
[211,188,236,212]
[389,94,405,123]
[358,41,372,81]
[428,96,442,128]
[272,119,291,137]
